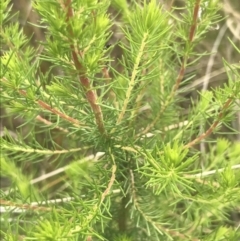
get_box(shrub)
[1,0,240,240]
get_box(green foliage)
[1,0,240,240]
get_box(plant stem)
[142,0,201,135]
[63,0,106,135]
[184,97,233,149]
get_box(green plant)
[1,0,240,240]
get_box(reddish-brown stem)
[173,61,186,92]
[189,0,201,42]
[35,115,69,133]
[184,97,233,149]
[63,0,106,135]
[18,89,81,127]
[64,0,73,21]
[142,1,202,135]
[173,0,201,93]
[102,66,110,81]
[38,100,80,125]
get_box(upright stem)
[116,33,148,125]
[63,0,106,135]
[141,0,201,135]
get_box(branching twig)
[129,170,199,240]
[70,163,116,234]
[30,152,104,184]
[116,33,148,125]
[0,199,54,212]
[199,23,228,163]
[184,97,234,149]
[35,115,69,133]
[1,77,84,128]
[186,164,240,179]
[141,0,201,135]
[100,164,117,203]
[63,0,106,135]
[189,0,201,42]
[18,89,82,127]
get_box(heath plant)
[1,0,240,240]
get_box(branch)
[173,0,201,92]
[116,33,148,125]
[69,163,116,235]
[18,89,82,127]
[185,164,240,179]
[30,152,103,184]
[1,77,84,128]
[35,115,69,133]
[141,0,201,134]
[100,164,117,203]
[0,199,54,212]
[63,0,106,135]
[184,97,233,149]
[129,170,199,240]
